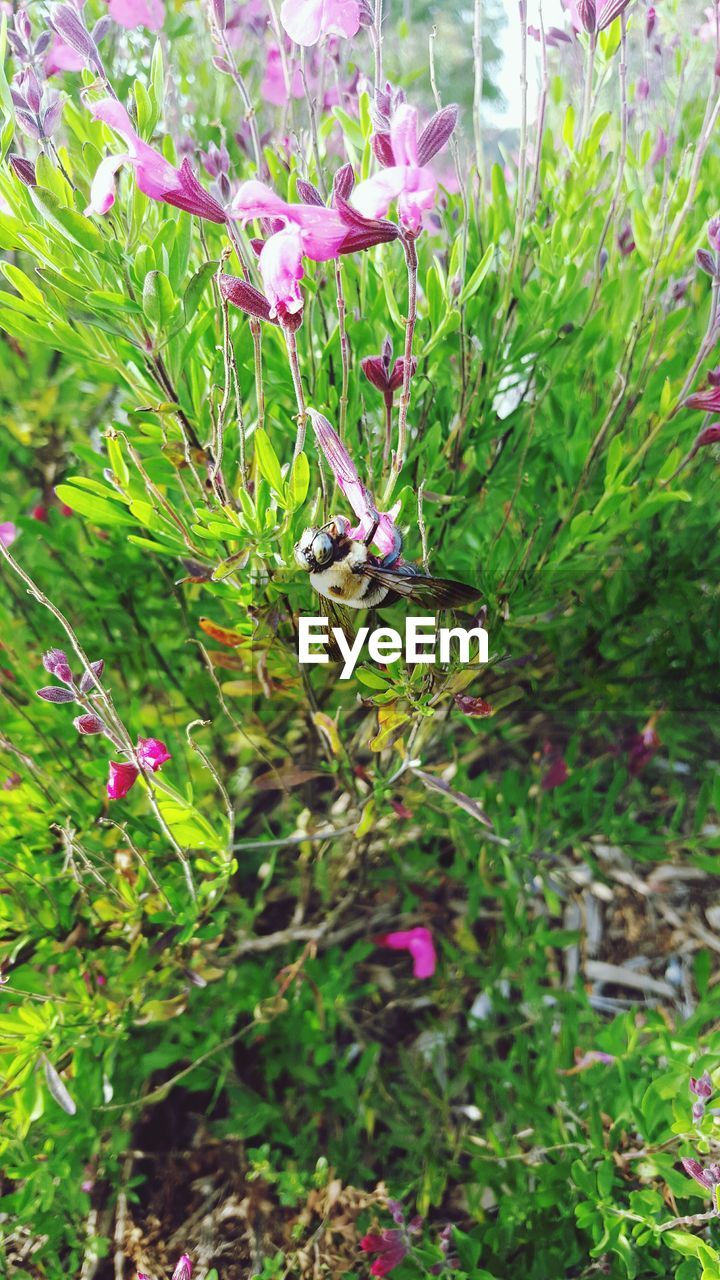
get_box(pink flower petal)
[378,927,437,979]
[280,0,360,45]
[84,152,130,215]
[390,103,419,167]
[107,761,139,799]
[107,0,165,29]
[259,226,305,320]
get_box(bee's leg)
[362,518,379,547]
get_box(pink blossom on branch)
[353,102,457,234]
[224,175,397,324]
[85,98,226,223]
[376,927,437,979]
[0,521,18,548]
[106,0,165,30]
[280,0,361,46]
[107,760,140,799]
[136,737,172,771]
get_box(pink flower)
[280,0,360,46]
[226,176,396,323]
[376,927,437,979]
[106,0,165,30]
[0,521,18,548]
[136,737,171,771]
[359,1230,408,1276]
[308,408,401,557]
[261,45,304,105]
[682,1157,720,1192]
[46,34,86,76]
[541,755,568,791]
[172,1257,192,1280]
[353,103,456,234]
[107,761,139,799]
[85,98,226,223]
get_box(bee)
[294,409,479,615]
[294,515,479,611]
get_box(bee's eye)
[311,531,334,566]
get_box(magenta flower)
[353,102,456,234]
[361,338,416,397]
[136,737,171,771]
[685,385,720,413]
[85,98,226,223]
[308,408,401,557]
[280,0,361,46]
[46,34,86,76]
[106,0,165,30]
[360,1230,408,1276]
[376,927,437,979]
[107,760,140,799]
[225,176,396,323]
[0,521,18,548]
[262,44,304,104]
[172,1257,192,1280]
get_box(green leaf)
[254,428,285,499]
[286,452,309,511]
[55,484,136,527]
[142,270,177,328]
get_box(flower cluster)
[690,1070,714,1125]
[35,649,171,800]
[360,1203,457,1276]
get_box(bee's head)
[294,524,337,573]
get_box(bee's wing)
[315,594,356,662]
[360,563,480,610]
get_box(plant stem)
[284,325,308,461]
[383,232,418,504]
[373,0,384,91]
[334,259,350,439]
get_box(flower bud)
[636,76,650,101]
[36,685,76,702]
[577,0,596,30]
[79,659,105,693]
[708,216,720,253]
[43,648,73,683]
[646,6,656,36]
[74,713,105,735]
[696,249,716,277]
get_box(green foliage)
[0,0,719,1276]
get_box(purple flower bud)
[9,154,36,187]
[73,713,105,735]
[692,1100,706,1124]
[50,4,99,64]
[696,249,716,277]
[91,15,113,44]
[79,659,105,694]
[682,1157,720,1190]
[708,217,720,253]
[708,367,720,387]
[42,93,65,138]
[220,275,280,326]
[646,5,656,36]
[597,0,631,30]
[577,0,596,31]
[636,76,650,101]
[211,0,226,29]
[387,1200,405,1225]
[388,356,417,392]
[690,1072,713,1099]
[361,355,390,392]
[36,685,76,703]
[172,1257,192,1280]
[43,649,73,683]
[416,104,458,166]
[685,385,720,413]
[694,423,720,450]
[15,7,33,42]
